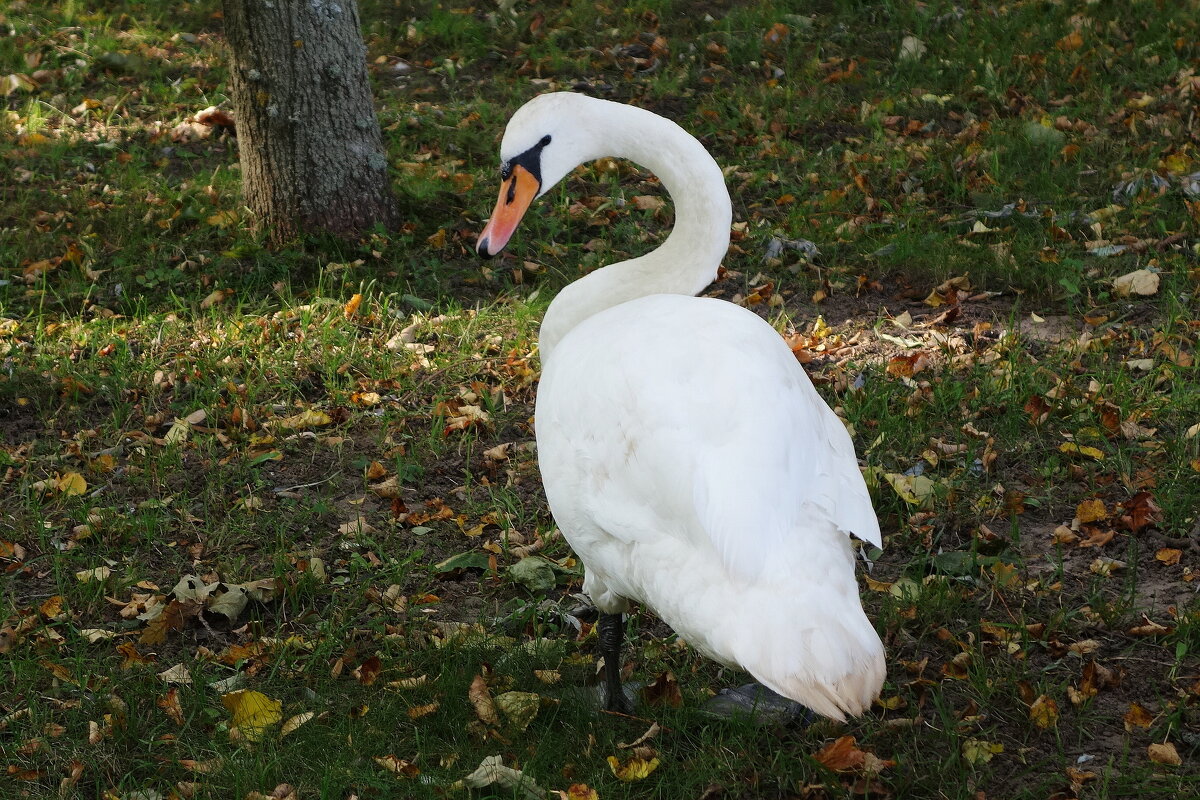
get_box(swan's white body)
[484,93,885,720]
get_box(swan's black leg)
[598,612,634,714]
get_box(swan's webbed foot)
[703,683,814,726]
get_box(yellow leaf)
[56,472,87,495]
[607,755,660,781]
[882,472,937,507]
[220,690,282,742]
[1089,557,1125,576]
[494,691,540,731]
[1155,548,1182,565]
[344,293,363,317]
[75,566,111,583]
[206,210,238,228]
[1029,695,1059,729]
[961,738,1003,765]
[1059,443,1104,461]
[565,785,599,800]
[273,409,333,430]
[1075,499,1107,523]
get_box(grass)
[2,0,1199,797]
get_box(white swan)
[477,93,885,721]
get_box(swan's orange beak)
[477,164,540,258]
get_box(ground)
[1,1,1198,799]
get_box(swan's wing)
[540,296,880,584]
[688,364,883,581]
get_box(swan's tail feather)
[736,609,887,722]
[753,646,885,722]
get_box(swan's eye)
[500,162,512,180]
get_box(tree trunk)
[221,0,398,247]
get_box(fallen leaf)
[1147,742,1181,766]
[407,702,439,719]
[374,754,419,778]
[469,674,500,726]
[962,738,1004,765]
[199,288,233,309]
[607,754,660,781]
[281,711,315,737]
[158,688,185,725]
[1089,557,1125,576]
[1029,695,1059,729]
[1075,499,1108,524]
[1123,702,1154,732]
[75,566,111,583]
[813,735,867,771]
[632,195,665,212]
[273,409,333,430]
[1112,269,1159,297]
[460,755,546,798]
[56,472,87,495]
[641,671,683,708]
[1060,442,1105,460]
[1155,548,1182,565]
[494,691,540,731]
[220,690,282,742]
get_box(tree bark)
[222,0,398,247]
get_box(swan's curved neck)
[539,103,732,360]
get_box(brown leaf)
[1127,614,1173,637]
[354,655,382,686]
[763,22,790,45]
[1147,742,1181,766]
[1123,702,1154,732]
[1025,394,1053,425]
[1056,31,1084,51]
[813,735,867,772]
[374,754,420,777]
[158,687,185,725]
[117,641,155,668]
[407,701,439,719]
[468,673,500,726]
[195,105,235,131]
[139,599,195,645]
[1117,491,1162,533]
[641,671,682,708]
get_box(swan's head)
[477,93,605,258]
